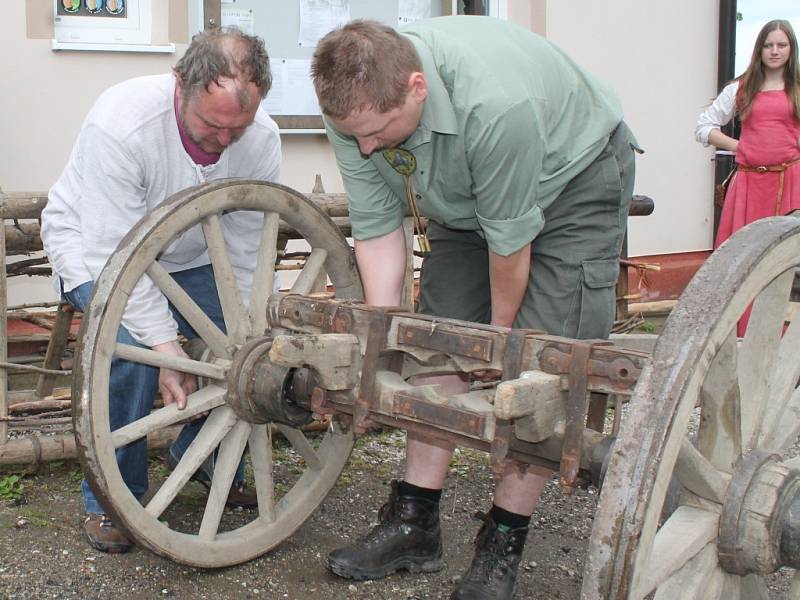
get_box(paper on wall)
[298,0,350,47]
[398,0,432,26]
[221,7,254,35]
[262,58,321,116]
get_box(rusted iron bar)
[267,294,648,396]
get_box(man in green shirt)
[312,16,639,600]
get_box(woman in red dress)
[697,19,800,246]
[696,19,800,334]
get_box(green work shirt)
[324,16,624,256]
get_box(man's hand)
[152,340,197,410]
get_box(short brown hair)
[311,20,422,119]
[174,27,272,107]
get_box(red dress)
[715,90,800,336]
[715,90,800,248]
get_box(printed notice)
[298,0,350,47]
[399,0,431,26]
[262,58,321,116]
[221,8,254,35]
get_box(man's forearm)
[354,227,407,307]
[488,244,531,327]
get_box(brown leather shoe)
[83,514,133,554]
[164,452,257,509]
[225,482,258,509]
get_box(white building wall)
[543,0,719,257]
[0,1,720,304]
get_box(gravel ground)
[1,426,795,600]
[0,428,597,600]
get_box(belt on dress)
[737,156,800,215]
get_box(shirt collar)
[401,35,458,149]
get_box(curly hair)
[736,19,800,121]
[311,20,422,119]
[174,27,272,108]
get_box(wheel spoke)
[738,269,794,452]
[249,424,276,522]
[114,343,227,380]
[147,263,231,358]
[697,331,741,473]
[111,385,227,448]
[199,419,252,541]
[758,297,800,453]
[276,424,323,471]
[248,211,280,336]
[651,543,722,600]
[202,213,249,345]
[290,247,328,295]
[634,506,719,595]
[145,406,238,518]
[720,574,741,599]
[740,574,770,599]
[763,386,800,455]
[675,438,731,504]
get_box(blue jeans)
[63,264,243,514]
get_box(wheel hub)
[226,337,314,427]
[718,449,800,575]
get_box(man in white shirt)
[41,27,281,553]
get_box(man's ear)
[408,72,429,103]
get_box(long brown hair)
[735,19,800,121]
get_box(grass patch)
[637,320,658,333]
[0,475,25,501]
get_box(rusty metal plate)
[397,323,493,361]
[392,393,489,440]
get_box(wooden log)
[7,387,71,404]
[0,426,181,466]
[5,223,42,254]
[1,219,6,447]
[0,193,48,219]
[36,303,75,398]
[8,399,72,414]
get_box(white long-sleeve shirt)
[41,74,281,346]
[695,81,738,146]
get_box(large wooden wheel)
[583,216,800,599]
[73,180,363,567]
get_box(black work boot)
[326,480,444,580]
[451,512,527,600]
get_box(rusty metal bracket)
[353,309,406,434]
[490,329,530,473]
[559,339,613,493]
[397,323,493,361]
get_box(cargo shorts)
[417,121,638,340]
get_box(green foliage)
[637,320,658,333]
[0,474,25,501]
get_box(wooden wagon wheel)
[73,180,363,567]
[582,216,800,599]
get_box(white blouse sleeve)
[695,81,738,146]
